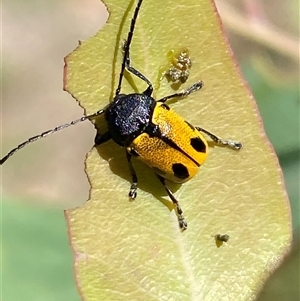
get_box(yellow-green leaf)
[64,0,292,300]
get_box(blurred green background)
[2,0,299,300]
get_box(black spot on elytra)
[172,163,189,179]
[190,137,206,153]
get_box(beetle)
[0,0,242,230]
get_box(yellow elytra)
[128,102,208,184]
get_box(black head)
[105,93,156,146]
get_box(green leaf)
[64,0,292,299]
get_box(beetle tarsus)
[196,127,243,150]
[129,183,138,199]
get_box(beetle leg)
[125,64,153,96]
[126,151,139,199]
[94,131,111,146]
[195,127,242,150]
[156,175,187,231]
[157,81,203,103]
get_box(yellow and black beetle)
[0,0,242,230]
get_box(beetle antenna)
[115,0,144,96]
[0,109,105,165]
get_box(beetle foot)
[178,216,188,231]
[175,204,187,231]
[222,140,243,150]
[128,183,138,199]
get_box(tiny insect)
[214,234,230,243]
[1,0,242,231]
